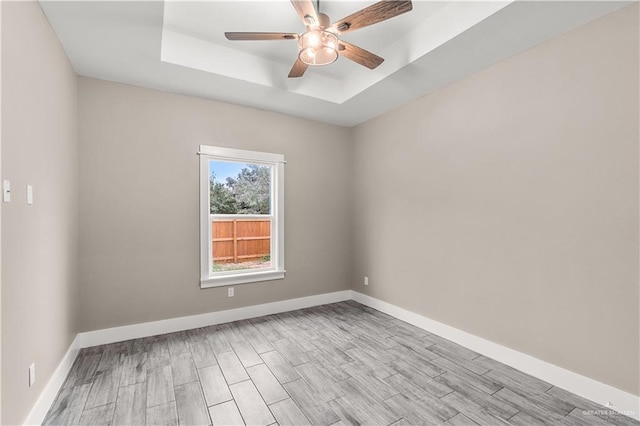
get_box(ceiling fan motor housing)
[317,12,331,29]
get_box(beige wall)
[2,2,638,422]
[352,4,639,395]
[1,2,79,424]
[77,78,352,332]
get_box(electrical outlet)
[364,276,369,286]
[228,287,234,297]
[29,363,35,387]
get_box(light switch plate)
[3,180,10,203]
[26,185,33,205]
[29,363,35,387]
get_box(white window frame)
[199,145,285,288]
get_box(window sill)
[200,270,285,288]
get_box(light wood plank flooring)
[44,301,638,425]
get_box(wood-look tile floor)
[44,301,638,426]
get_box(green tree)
[233,165,271,214]
[210,172,237,214]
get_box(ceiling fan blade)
[332,0,412,35]
[339,41,384,69]
[225,32,298,41]
[288,58,308,78]
[290,0,319,27]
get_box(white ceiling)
[40,0,630,127]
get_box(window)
[199,145,285,287]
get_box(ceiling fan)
[224,0,413,78]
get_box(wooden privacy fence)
[212,218,271,264]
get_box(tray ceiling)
[40,1,629,127]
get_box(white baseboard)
[28,289,639,425]
[24,335,81,426]
[351,291,640,421]
[76,290,352,348]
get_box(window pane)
[211,218,271,273]
[209,160,272,273]
[209,161,271,215]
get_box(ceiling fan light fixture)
[298,30,338,66]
